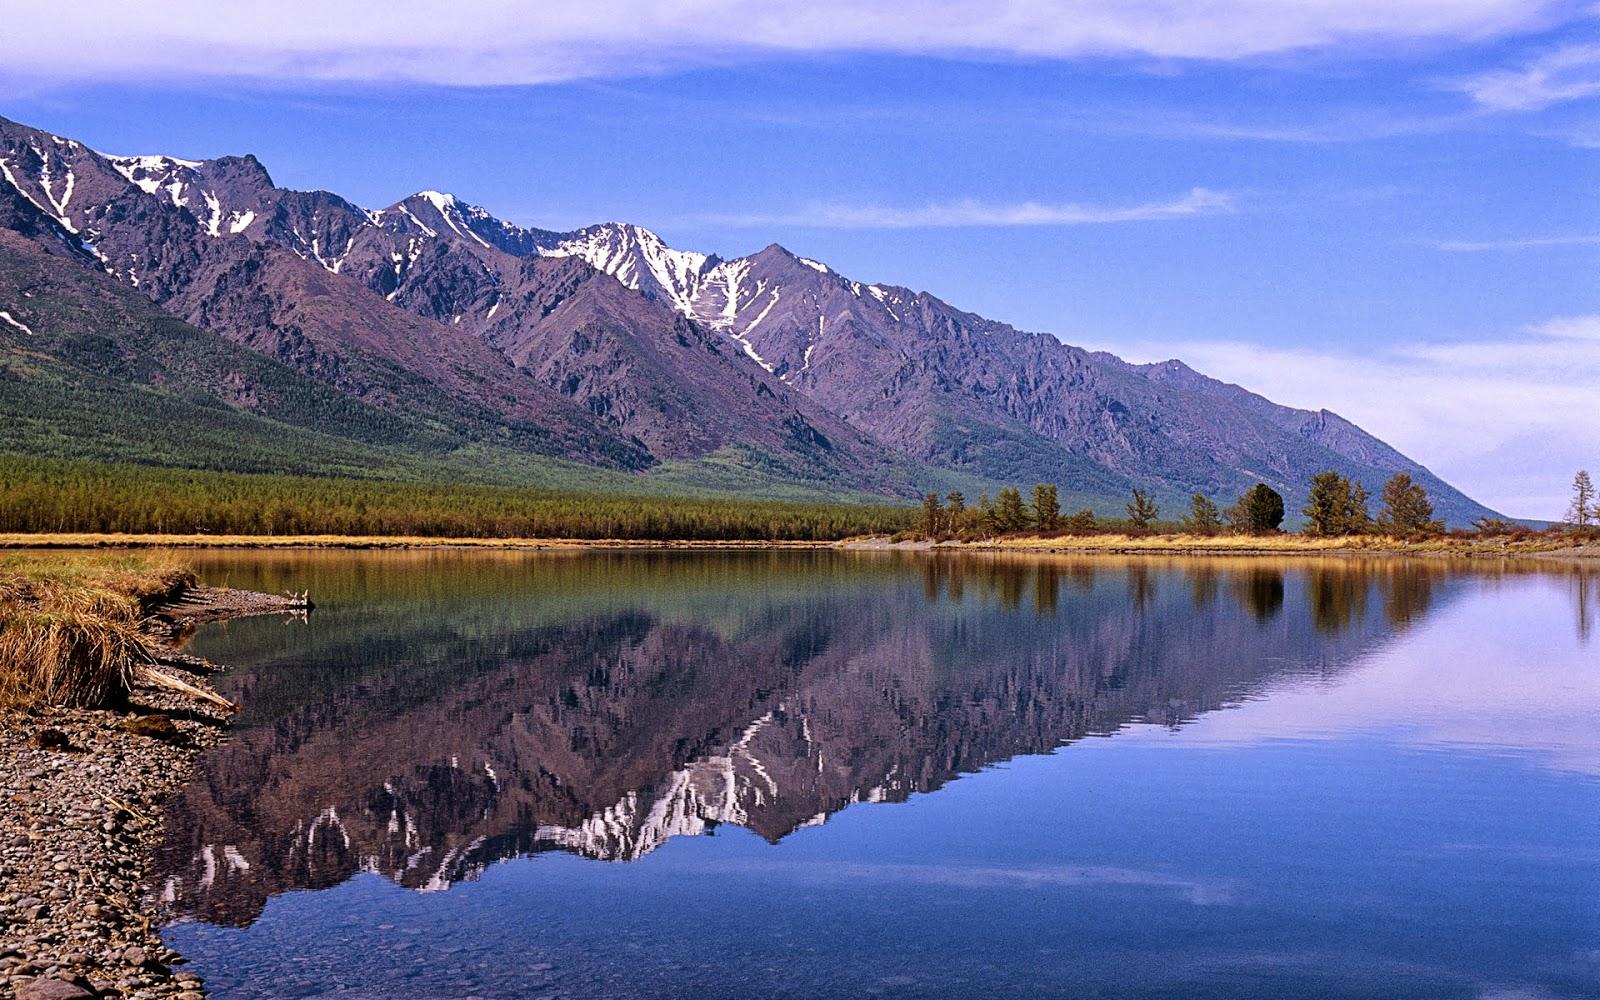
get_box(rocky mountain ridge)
[0,113,1499,521]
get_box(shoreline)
[0,587,302,1000]
[1,531,1594,561]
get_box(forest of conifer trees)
[0,456,915,541]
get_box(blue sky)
[3,1,1597,518]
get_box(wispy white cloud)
[1116,108,1490,144]
[1432,233,1600,251]
[706,188,1233,229]
[1453,41,1600,111]
[1531,120,1600,148]
[1525,313,1600,340]
[1107,315,1600,519]
[0,1,1572,87]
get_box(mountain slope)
[542,228,1497,523]
[0,119,910,492]
[0,120,652,471]
[0,227,620,485]
[269,194,893,486]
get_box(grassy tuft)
[0,553,194,709]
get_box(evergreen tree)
[920,491,945,537]
[1377,472,1442,536]
[1065,508,1098,533]
[1350,480,1372,533]
[0,455,916,541]
[1126,488,1159,531]
[1032,483,1061,532]
[1231,483,1285,534]
[1303,471,1343,535]
[978,493,998,536]
[946,491,968,534]
[1181,493,1223,535]
[1571,470,1596,528]
[995,486,1029,532]
[1303,471,1371,536]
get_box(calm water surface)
[152,551,1600,999]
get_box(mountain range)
[0,114,1498,523]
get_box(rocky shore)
[1,588,305,1000]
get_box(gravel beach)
[1,588,306,999]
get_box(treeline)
[1299,467,1599,539]
[917,471,1479,540]
[0,456,915,541]
[915,480,1294,539]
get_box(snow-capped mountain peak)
[106,154,205,198]
[415,189,457,212]
[538,222,719,316]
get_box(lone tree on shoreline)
[1571,470,1596,528]
[1126,489,1159,531]
[921,491,944,536]
[1303,471,1372,536]
[1182,493,1223,535]
[1032,484,1060,532]
[1230,483,1285,534]
[1378,472,1442,536]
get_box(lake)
[151,550,1600,999]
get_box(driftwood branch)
[134,665,239,713]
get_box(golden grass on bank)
[0,530,1594,559]
[0,608,155,708]
[0,552,196,709]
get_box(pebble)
[16,977,94,1000]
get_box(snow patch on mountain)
[742,287,781,335]
[395,202,437,238]
[410,190,493,249]
[35,150,75,231]
[539,223,714,317]
[0,156,52,220]
[0,310,36,336]
[201,191,223,237]
[417,190,455,214]
[108,154,215,221]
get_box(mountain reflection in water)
[147,551,1578,930]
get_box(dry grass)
[0,608,156,708]
[0,552,195,709]
[3,530,1592,559]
